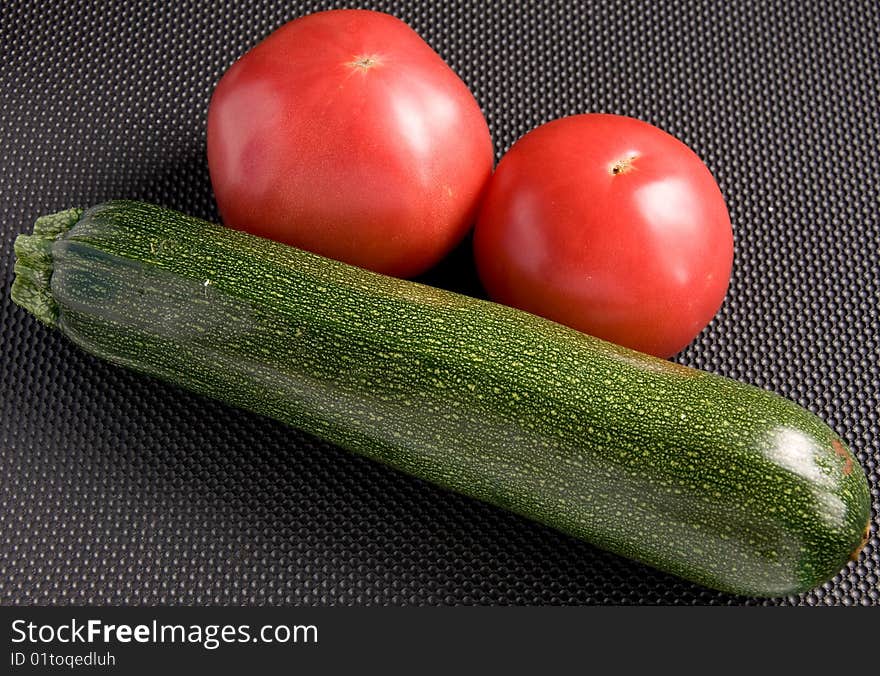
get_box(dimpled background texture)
[0,0,877,605]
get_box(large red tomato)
[474,114,733,358]
[207,9,494,278]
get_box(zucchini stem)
[11,207,83,327]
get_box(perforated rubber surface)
[1,0,877,605]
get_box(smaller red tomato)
[474,114,733,358]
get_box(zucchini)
[11,200,871,597]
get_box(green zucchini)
[11,200,871,597]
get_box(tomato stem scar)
[610,155,638,175]
[349,54,381,70]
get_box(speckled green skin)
[12,201,871,597]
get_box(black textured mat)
[1,0,877,605]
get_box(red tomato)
[207,9,494,278]
[474,114,733,358]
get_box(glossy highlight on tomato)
[474,113,734,358]
[207,9,494,278]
